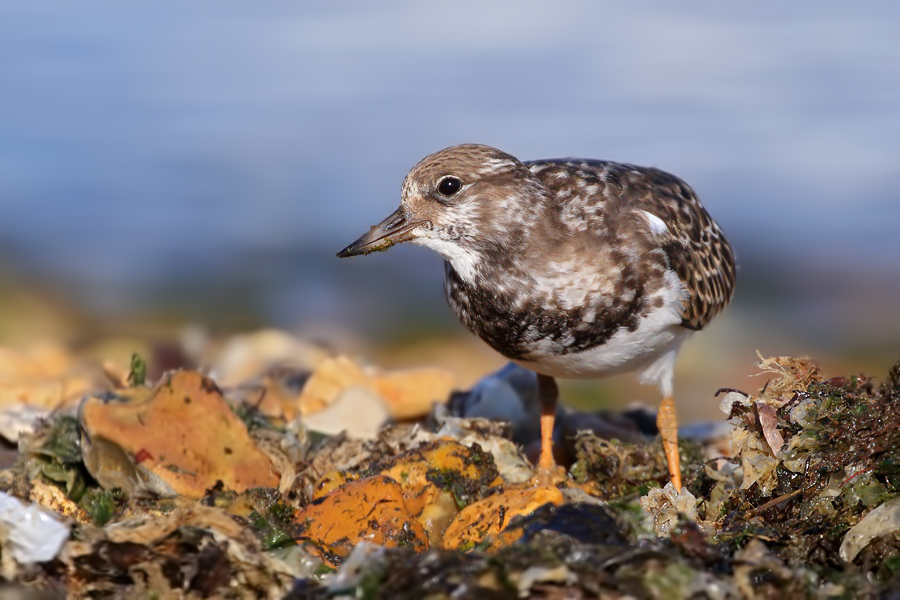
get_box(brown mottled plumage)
[338,144,736,487]
[525,158,736,332]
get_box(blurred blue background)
[1,1,898,419]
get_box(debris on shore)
[0,331,898,598]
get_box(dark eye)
[437,177,462,197]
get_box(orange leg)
[657,395,682,491]
[536,374,559,473]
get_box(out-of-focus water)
[1,1,898,362]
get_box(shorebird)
[337,144,735,490]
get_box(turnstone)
[337,144,736,490]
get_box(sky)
[0,1,898,357]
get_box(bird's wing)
[527,159,736,331]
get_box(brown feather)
[525,159,736,331]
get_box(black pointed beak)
[336,207,429,258]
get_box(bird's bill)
[336,207,428,258]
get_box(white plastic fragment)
[840,496,900,563]
[0,491,70,564]
[718,391,749,415]
[0,404,47,443]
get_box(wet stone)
[2,340,900,598]
[78,370,279,497]
[294,475,428,567]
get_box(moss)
[80,488,124,526]
[127,352,147,387]
[571,434,670,499]
[248,509,295,550]
[35,415,82,464]
[884,553,900,577]
[715,358,900,587]
[843,471,891,509]
[877,451,900,492]
[241,488,298,551]
[38,458,88,500]
[424,467,483,509]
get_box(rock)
[211,329,330,387]
[451,362,544,445]
[840,496,900,563]
[294,475,428,566]
[308,439,503,548]
[427,414,533,484]
[442,485,564,551]
[295,355,370,416]
[226,366,313,421]
[0,343,104,410]
[28,479,89,523]
[560,410,647,445]
[302,386,389,439]
[510,565,576,596]
[370,367,457,420]
[378,439,501,538]
[0,403,46,443]
[78,370,279,497]
[238,357,457,423]
[490,502,628,549]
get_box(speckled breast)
[442,261,648,362]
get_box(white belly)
[511,282,690,398]
[513,321,686,380]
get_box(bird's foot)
[526,463,569,487]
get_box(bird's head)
[337,144,546,278]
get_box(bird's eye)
[437,177,462,197]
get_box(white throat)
[412,236,480,282]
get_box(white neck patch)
[412,236,480,282]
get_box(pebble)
[451,362,545,445]
[302,385,390,439]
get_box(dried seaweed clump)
[719,356,900,592]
